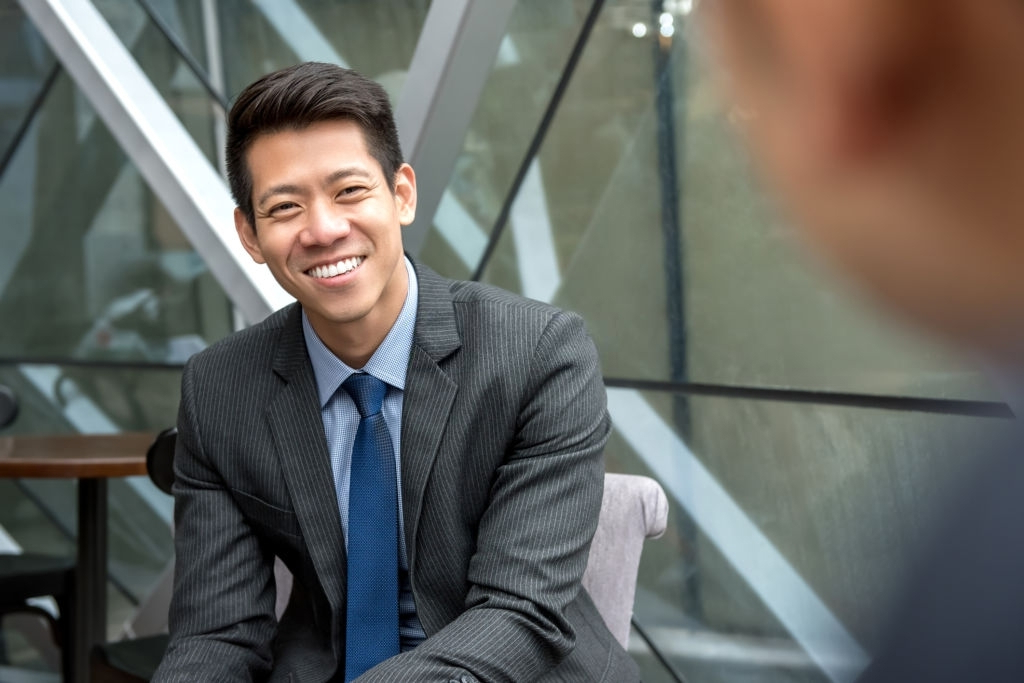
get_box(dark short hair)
[226,62,404,229]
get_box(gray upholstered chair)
[583,473,669,648]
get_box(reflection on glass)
[0,3,56,156]
[0,69,233,364]
[606,388,986,682]
[465,1,990,399]
[0,362,181,443]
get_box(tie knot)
[342,373,387,418]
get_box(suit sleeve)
[152,359,278,683]
[358,310,610,683]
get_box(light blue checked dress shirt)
[302,256,426,651]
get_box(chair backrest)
[146,427,177,495]
[0,384,19,429]
[582,473,669,648]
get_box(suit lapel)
[262,266,462,627]
[402,264,461,570]
[267,304,347,618]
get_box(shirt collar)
[302,257,419,407]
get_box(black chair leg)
[0,617,9,667]
[56,592,75,683]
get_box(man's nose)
[301,203,351,246]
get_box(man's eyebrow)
[324,167,373,185]
[255,167,374,209]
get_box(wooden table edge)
[0,432,153,478]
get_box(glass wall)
[0,9,233,365]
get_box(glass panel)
[93,0,221,168]
[0,362,182,436]
[0,68,234,363]
[470,1,994,400]
[418,0,592,280]
[94,0,434,177]
[218,0,432,99]
[0,2,57,156]
[606,387,994,682]
[124,0,432,104]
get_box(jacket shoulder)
[441,279,595,372]
[447,279,565,326]
[184,303,294,376]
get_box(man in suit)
[704,1,1024,680]
[152,62,637,682]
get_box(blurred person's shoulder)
[861,415,1024,683]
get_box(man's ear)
[393,163,417,226]
[234,208,266,264]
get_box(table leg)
[74,477,107,683]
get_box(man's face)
[235,119,415,341]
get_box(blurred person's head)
[226,61,405,230]
[704,0,1024,362]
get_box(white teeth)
[309,256,364,279]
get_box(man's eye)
[339,186,367,197]
[270,202,299,214]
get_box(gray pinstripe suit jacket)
[153,263,639,682]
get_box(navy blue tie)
[342,373,399,681]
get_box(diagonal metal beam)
[395,0,518,255]
[16,0,292,325]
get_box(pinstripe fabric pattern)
[153,261,639,683]
[302,257,426,649]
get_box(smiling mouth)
[307,256,365,279]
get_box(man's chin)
[306,307,371,327]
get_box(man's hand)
[701,0,1024,359]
